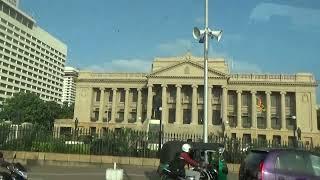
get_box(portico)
[55,54,319,145]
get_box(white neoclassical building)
[55,54,319,145]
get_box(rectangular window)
[271,116,281,130]
[119,90,125,102]
[242,93,250,106]
[212,110,221,125]
[257,134,267,145]
[129,112,136,123]
[95,90,101,102]
[257,117,266,129]
[117,111,124,121]
[286,116,295,130]
[242,115,251,128]
[285,95,291,107]
[168,108,175,124]
[198,109,204,124]
[228,115,237,128]
[271,94,279,107]
[183,109,191,124]
[90,127,96,136]
[131,90,137,102]
[228,92,235,106]
[272,135,281,145]
[243,134,252,144]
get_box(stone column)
[208,86,213,125]
[266,91,272,129]
[237,90,242,128]
[98,88,105,122]
[191,84,198,125]
[124,88,130,124]
[175,84,182,124]
[161,84,167,123]
[251,91,257,128]
[105,90,110,122]
[222,86,228,124]
[136,88,142,124]
[281,91,286,130]
[110,88,117,123]
[146,84,153,120]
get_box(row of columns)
[233,90,288,130]
[95,85,290,129]
[96,85,230,125]
[97,87,142,124]
[146,84,205,125]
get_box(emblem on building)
[184,66,190,74]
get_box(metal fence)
[0,125,319,163]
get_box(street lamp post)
[158,107,163,155]
[193,0,222,143]
[292,115,297,147]
[74,118,79,140]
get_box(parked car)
[239,148,320,180]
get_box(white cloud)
[156,39,262,73]
[250,3,320,28]
[81,59,151,72]
[228,59,262,73]
[157,39,193,55]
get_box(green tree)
[59,102,74,119]
[0,92,64,129]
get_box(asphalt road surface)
[27,164,238,180]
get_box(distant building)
[0,0,67,105]
[62,66,78,106]
[55,53,319,145]
[3,0,19,8]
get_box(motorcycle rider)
[180,143,201,180]
[0,152,10,168]
[0,151,11,178]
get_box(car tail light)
[257,161,264,180]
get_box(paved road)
[27,164,238,180]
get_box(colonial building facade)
[55,54,319,145]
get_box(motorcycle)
[158,141,228,180]
[0,154,28,180]
[159,165,216,180]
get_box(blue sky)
[20,0,320,103]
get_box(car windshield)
[276,151,320,176]
[245,151,268,168]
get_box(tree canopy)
[0,92,74,129]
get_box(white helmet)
[182,143,191,153]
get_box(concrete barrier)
[0,150,240,172]
[105,163,123,180]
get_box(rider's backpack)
[168,152,186,177]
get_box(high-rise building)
[62,66,78,106]
[0,0,67,105]
[3,0,19,8]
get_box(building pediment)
[148,60,227,78]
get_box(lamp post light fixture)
[192,0,222,143]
